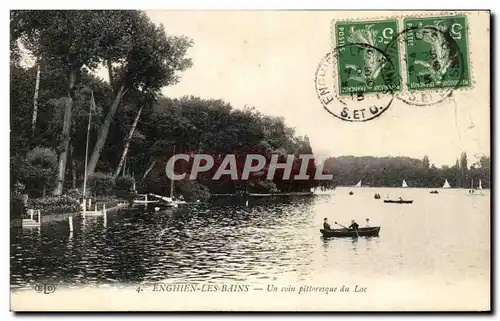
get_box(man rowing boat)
[348,220,359,231]
[323,218,332,231]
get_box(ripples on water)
[11,188,490,290]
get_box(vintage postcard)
[10,10,490,311]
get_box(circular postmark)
[314,42,398,122]
[384,24,466,107]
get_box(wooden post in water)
[30,209,34,220]
[103,204,107,227]
[69,216,74,232]
[38,210,41,224]
[89,198,92,209]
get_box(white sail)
[354,180,362,188]
[402,180,408,188]
[442,179,451,188]
[479,179,483,190]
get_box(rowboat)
[320,226,381,238]
[383,200,413,204]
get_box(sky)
[92,10,490,167]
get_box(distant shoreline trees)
[321,153,490,189]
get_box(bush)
[26,147,57,168]
[247,180,278,193]
[87,173,115,197]
[113,176,136,201]
[19,147,58,197]
[114,176,134,192]
[177,181,211,202]
[28,195,81,216]
[66,188,83,199]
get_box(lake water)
[10,188,490,309]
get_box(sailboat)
[354,180,362,188]
[402,180,408,188]
[150,145,187,207]
[442,179,451,188]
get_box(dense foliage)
[322,154,491,188]
[10,10,318,202]
[11,10,193,195]
[28,195,81,216]
[130,96,318,196]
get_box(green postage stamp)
[332,14,470,97]
[334,19,401,95]
[403,15,470,90]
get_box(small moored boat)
[320,226,381,238]
[383,199,413,204]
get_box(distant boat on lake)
[384,199,413,204]
[402,180,408,188]
[443,179,451,188]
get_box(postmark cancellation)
[316,12,473,120]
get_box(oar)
[335,222,348,229]
[335,222,359,237]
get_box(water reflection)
[10,190,490,290]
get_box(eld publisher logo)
[34,283,56,294]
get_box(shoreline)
[11,203,128,228]
[211,192,314,197]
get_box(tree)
[12,10,112,195]
[479,155,490,169]
[460,152,468,170]
[25,147,58,197]
[85,12,193,177]
[460,151,468,188]
[422,155,430,170]
[113,104,143,179]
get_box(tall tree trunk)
[142,160,155,182]
[86,84,126,176]
[71,144,77,189]
[53,70,77,195]
[113,106,143,179]
[122,157,127,177]
[107,58,114,93]
[32,63,41,136]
